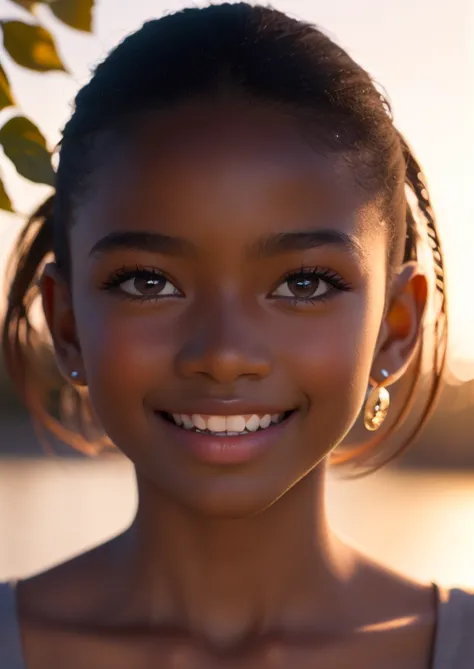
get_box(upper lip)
[155,400,296,416]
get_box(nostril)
[174,340,272,383]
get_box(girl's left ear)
[373,262,428,384]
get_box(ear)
[41,263,86,385]
[372,262,428,386]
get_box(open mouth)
[159,410,294,437]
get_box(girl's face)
[47,100,405,515]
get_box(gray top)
[0,581,473,667]
[0,583,24,669]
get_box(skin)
[17,99,435,668]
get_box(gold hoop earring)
[363,372,391,432]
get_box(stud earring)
[70,370,79,381]
[363,371,391,432]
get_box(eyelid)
[100,265,183,295]
[270,266,353,294]
[102,265,170,283]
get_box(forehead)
[75,98,384,248]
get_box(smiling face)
[44,99,398,515]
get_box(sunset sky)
[0,0,472,377]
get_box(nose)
[175,300,272,384]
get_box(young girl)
[1,3,472,667]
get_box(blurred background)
[0,0,473,587]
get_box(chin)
[153,469,288,519]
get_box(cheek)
[282,294,384,431]
[73,296,175,420]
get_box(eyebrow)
[248,229,363,258]
[89,228,362,259]
[89,231,195,258]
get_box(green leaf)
[0,116,55,186]
[0,63,15,110]
[8,0,37,12]
[1,21,66,72]
[0,176,14,212]
[48,0,94,32]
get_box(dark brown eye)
[272,272,328,301]
[119,272,179,298]
[286,275,321,299]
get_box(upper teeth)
[170,413,284,434]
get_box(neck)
[113,462,357,647]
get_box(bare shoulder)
[16,532,128,625]
[346,550,437,668]
[14,533,135,669]
[357,553,435,616]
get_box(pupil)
[289,276,318,298]
[135,276,165,294]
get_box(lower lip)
[155,412,297,465]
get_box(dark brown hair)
[2,3,447,468]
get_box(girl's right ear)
[41,263,85,385]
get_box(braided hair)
[2,3,447,469]
[331,136,447,474]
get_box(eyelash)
[275,266,353,305]
[100,264,353,304]
[100,265,181,300]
